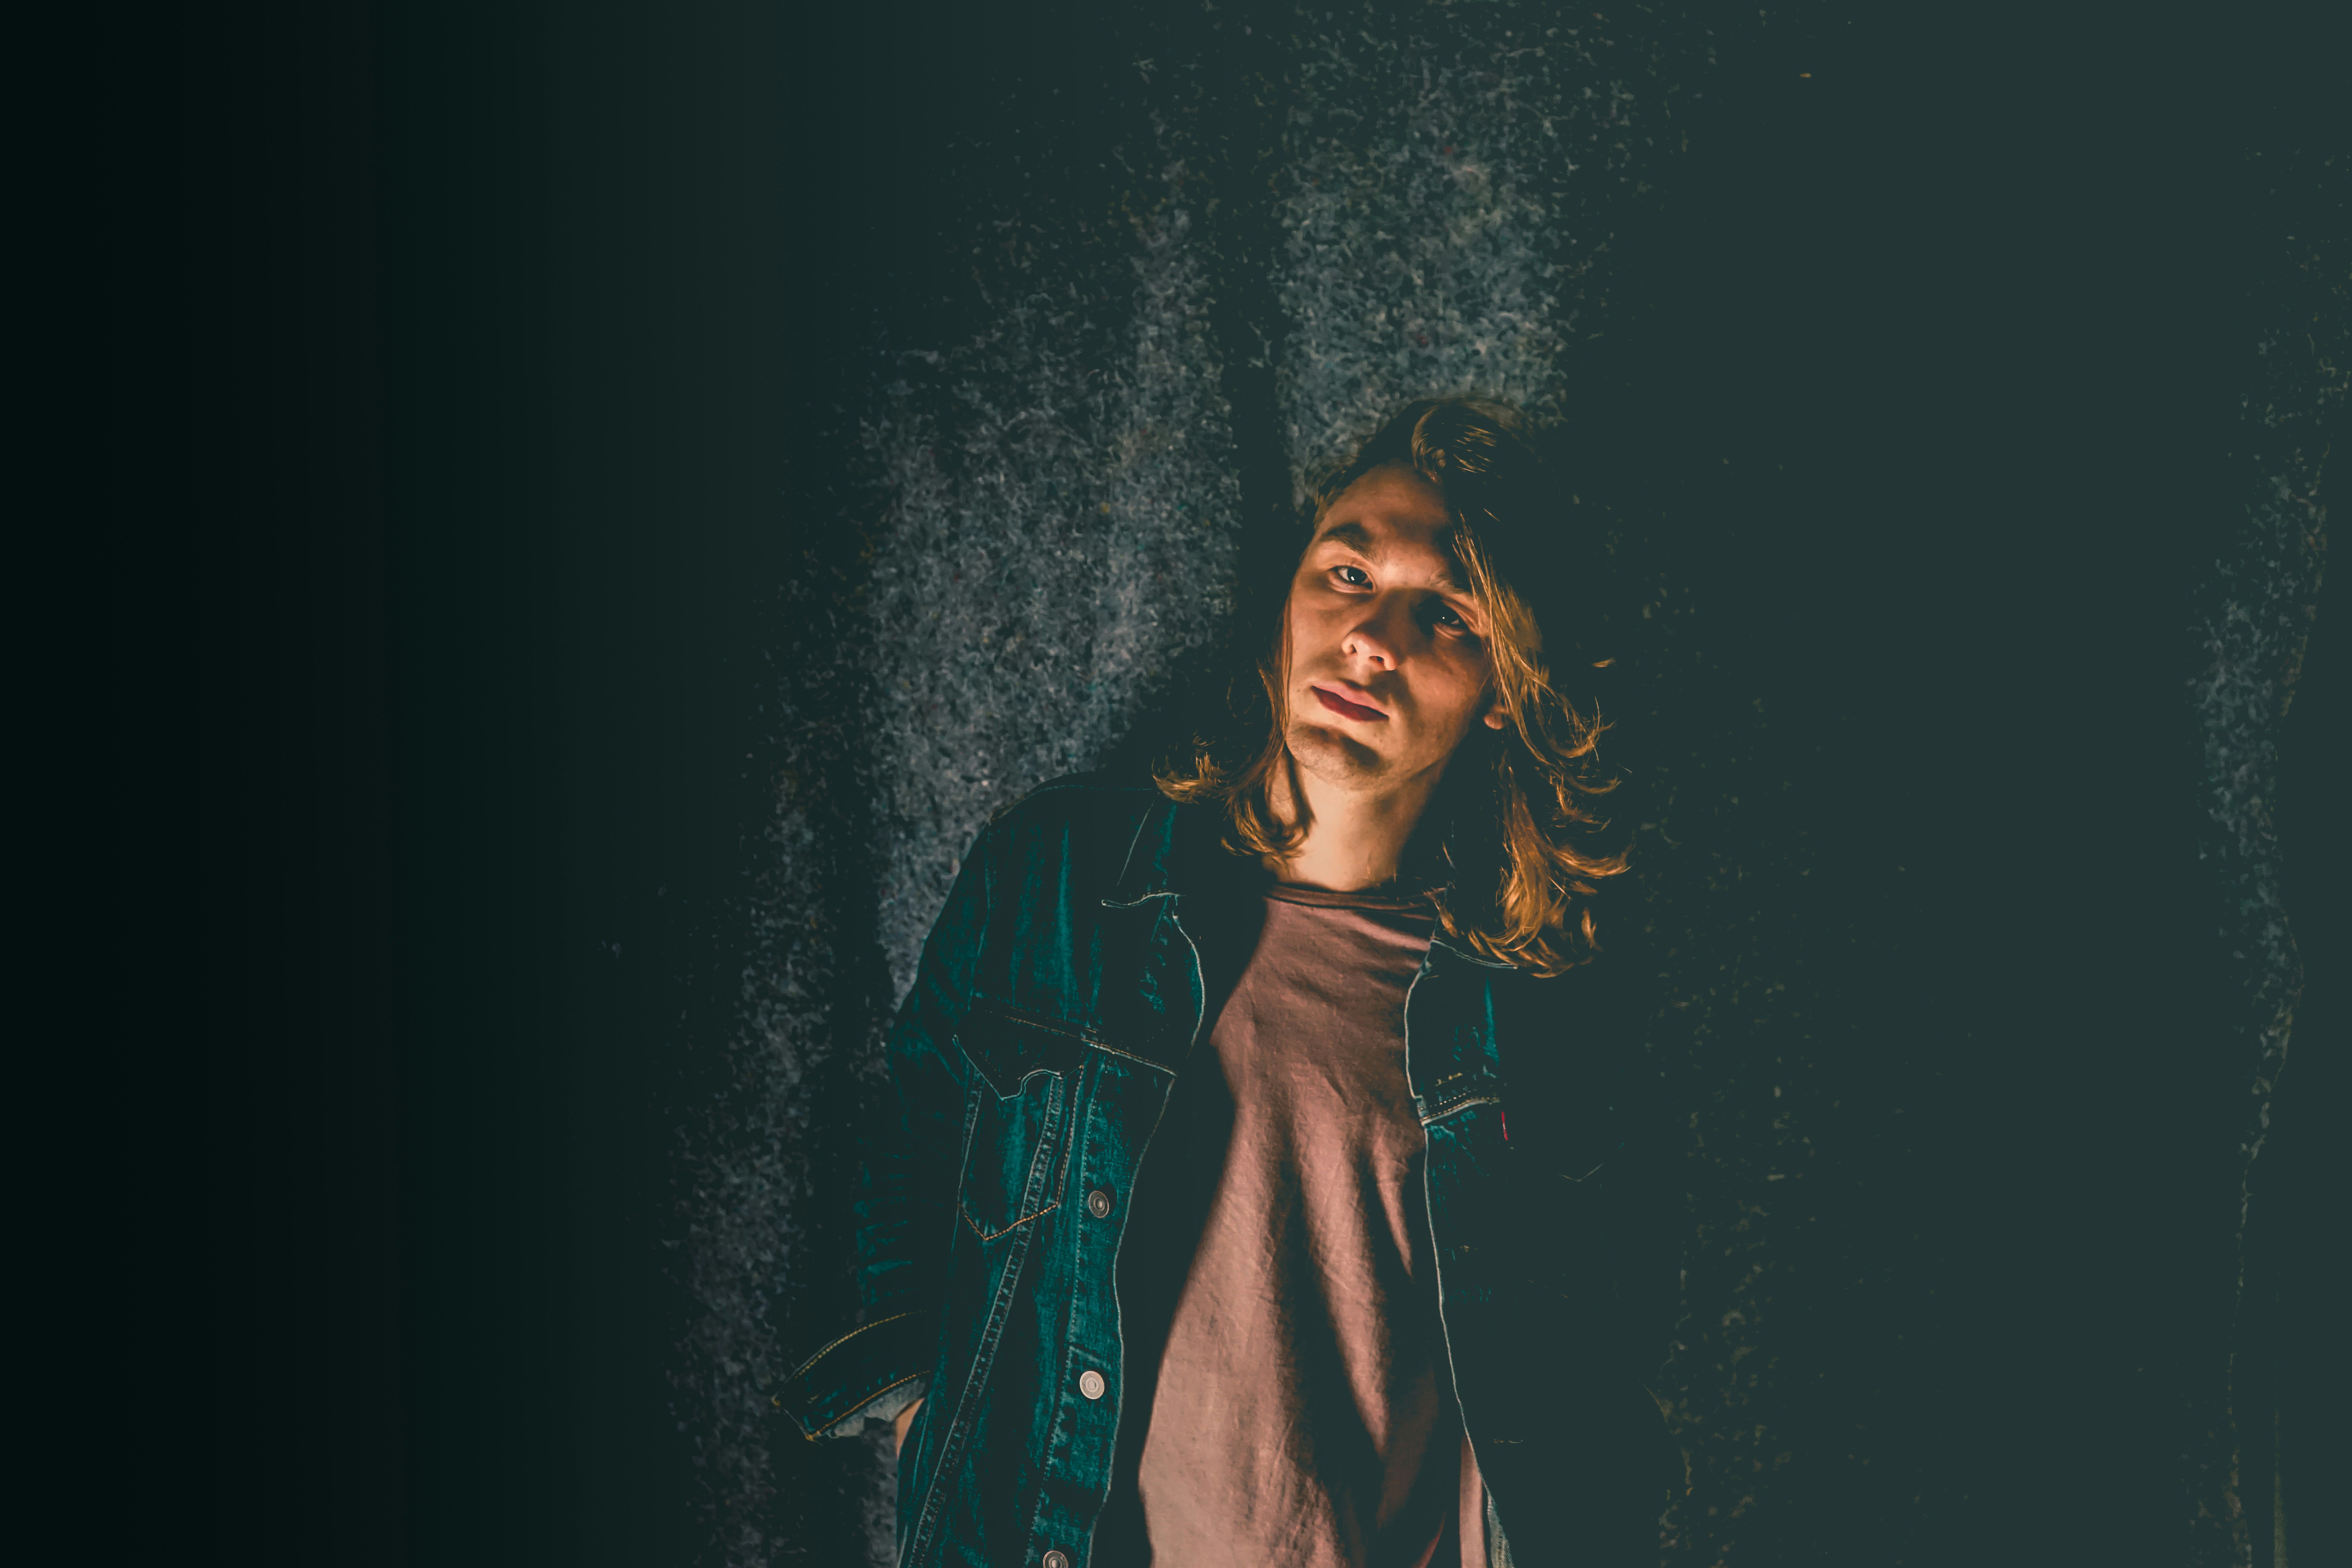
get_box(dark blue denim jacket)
[779,775,1669,1566]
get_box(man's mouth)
[1310,685,1388,723]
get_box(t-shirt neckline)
[1262,880,1437,913]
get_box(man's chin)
[1286,719,1390,781]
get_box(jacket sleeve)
[775,816,998,1439]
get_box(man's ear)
[1483,698,1507,730]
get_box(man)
[780,399,1673,1566]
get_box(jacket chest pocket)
[953,1003,1087,1241]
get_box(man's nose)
[1343,599,1406,668]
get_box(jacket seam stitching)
[786,1309,922,1387]
[968,998,1095,1045]
[1086,1040,1180,1076]
[958,1198,1062,1242]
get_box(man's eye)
[1431,604,1467,632]
[1331,565,1371,588]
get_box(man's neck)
[1261,752,1446,893]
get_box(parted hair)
[1156,397,1626,976]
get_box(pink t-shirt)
[1102,881,1485,1568]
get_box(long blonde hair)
[1157,398,1626,976]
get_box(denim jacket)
[779,775,1670,1566]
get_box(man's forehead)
[1330,459,1445,511]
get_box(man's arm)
[776,820,998,1439]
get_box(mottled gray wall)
[668,7,2344,1564]
[2184,161,2342,1558]
[862,189,1247,1001]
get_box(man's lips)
[1310,685,1388,722]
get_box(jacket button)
[1078,1369,1106,1400]
[1085,1189,1113,1219]
[1043,1553,1069,1568]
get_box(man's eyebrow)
[1317,519,1382,558]
[1317,517,1469,593]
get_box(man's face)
[1282,461,1502,790]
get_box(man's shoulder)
[986,768,1162,826]
[981,770,1175,880]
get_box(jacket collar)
[1430,931,1519,970]
[1105,793,1519,971]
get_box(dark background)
[175,2,2344,1564]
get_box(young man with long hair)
[782,399,1672,1566]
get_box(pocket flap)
[954,1001,1089,1099]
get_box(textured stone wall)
[2184,145,2343,1562]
